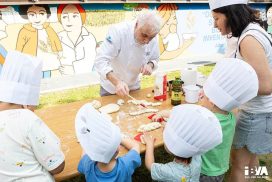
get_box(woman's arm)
[240,35,272,95]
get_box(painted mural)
[0,3,269,79]
[57,4,96,76]
[157,4,196,60]
[265,5,272,35]
[17,4,62,78]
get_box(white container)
[183,85,200,103]
[181,67,197,86]
[197,72,207,87]
[154,72,167,101]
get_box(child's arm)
[27,116,65,175]
[121,137,140,153]
[119,137,142,176]
[142,132,156,171]
[152,110,171,122]
[49,161,65,175]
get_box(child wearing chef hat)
[150,57,258,181]
[199,58,258,182]
[210,0,272,181]
[143,104,223,182]
[75,103,141,182]
[0,51,65,181]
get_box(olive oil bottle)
[171,77,182,106]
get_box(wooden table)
[35,88,177,181]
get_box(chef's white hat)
[203,58,258,112]
[0,51,42,106]
[209,0,248,10]
[75,103,121,163]
[163,104,222,158]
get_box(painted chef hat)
[209,0,248,10]
[75,103,121,163]
[163,104,222,158]
[0,51,42,106]
[203,58,258,112]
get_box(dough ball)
[117,99,125,106]
[90,100,101,109]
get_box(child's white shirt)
[0,109,65,182]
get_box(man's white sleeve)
[148,36,160,70]
[94,26,121,80]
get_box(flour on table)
[101,112,113,121]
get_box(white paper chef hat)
[163,104,222,158]
[209,0,248,10]
[203,58,258,112]
[75,103,121,163]
[0,51,42,106]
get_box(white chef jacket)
[94,20,160,94]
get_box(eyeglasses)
[141,32,156,41]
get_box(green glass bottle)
[171,77,182,106]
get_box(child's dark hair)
[18,4,51,19]
[213,4,261,37]
[175,156,192,164]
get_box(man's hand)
[140,63,153,75]
[116,81,129,96]
[106,71,129,96]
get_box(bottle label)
[171,91,182,101]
